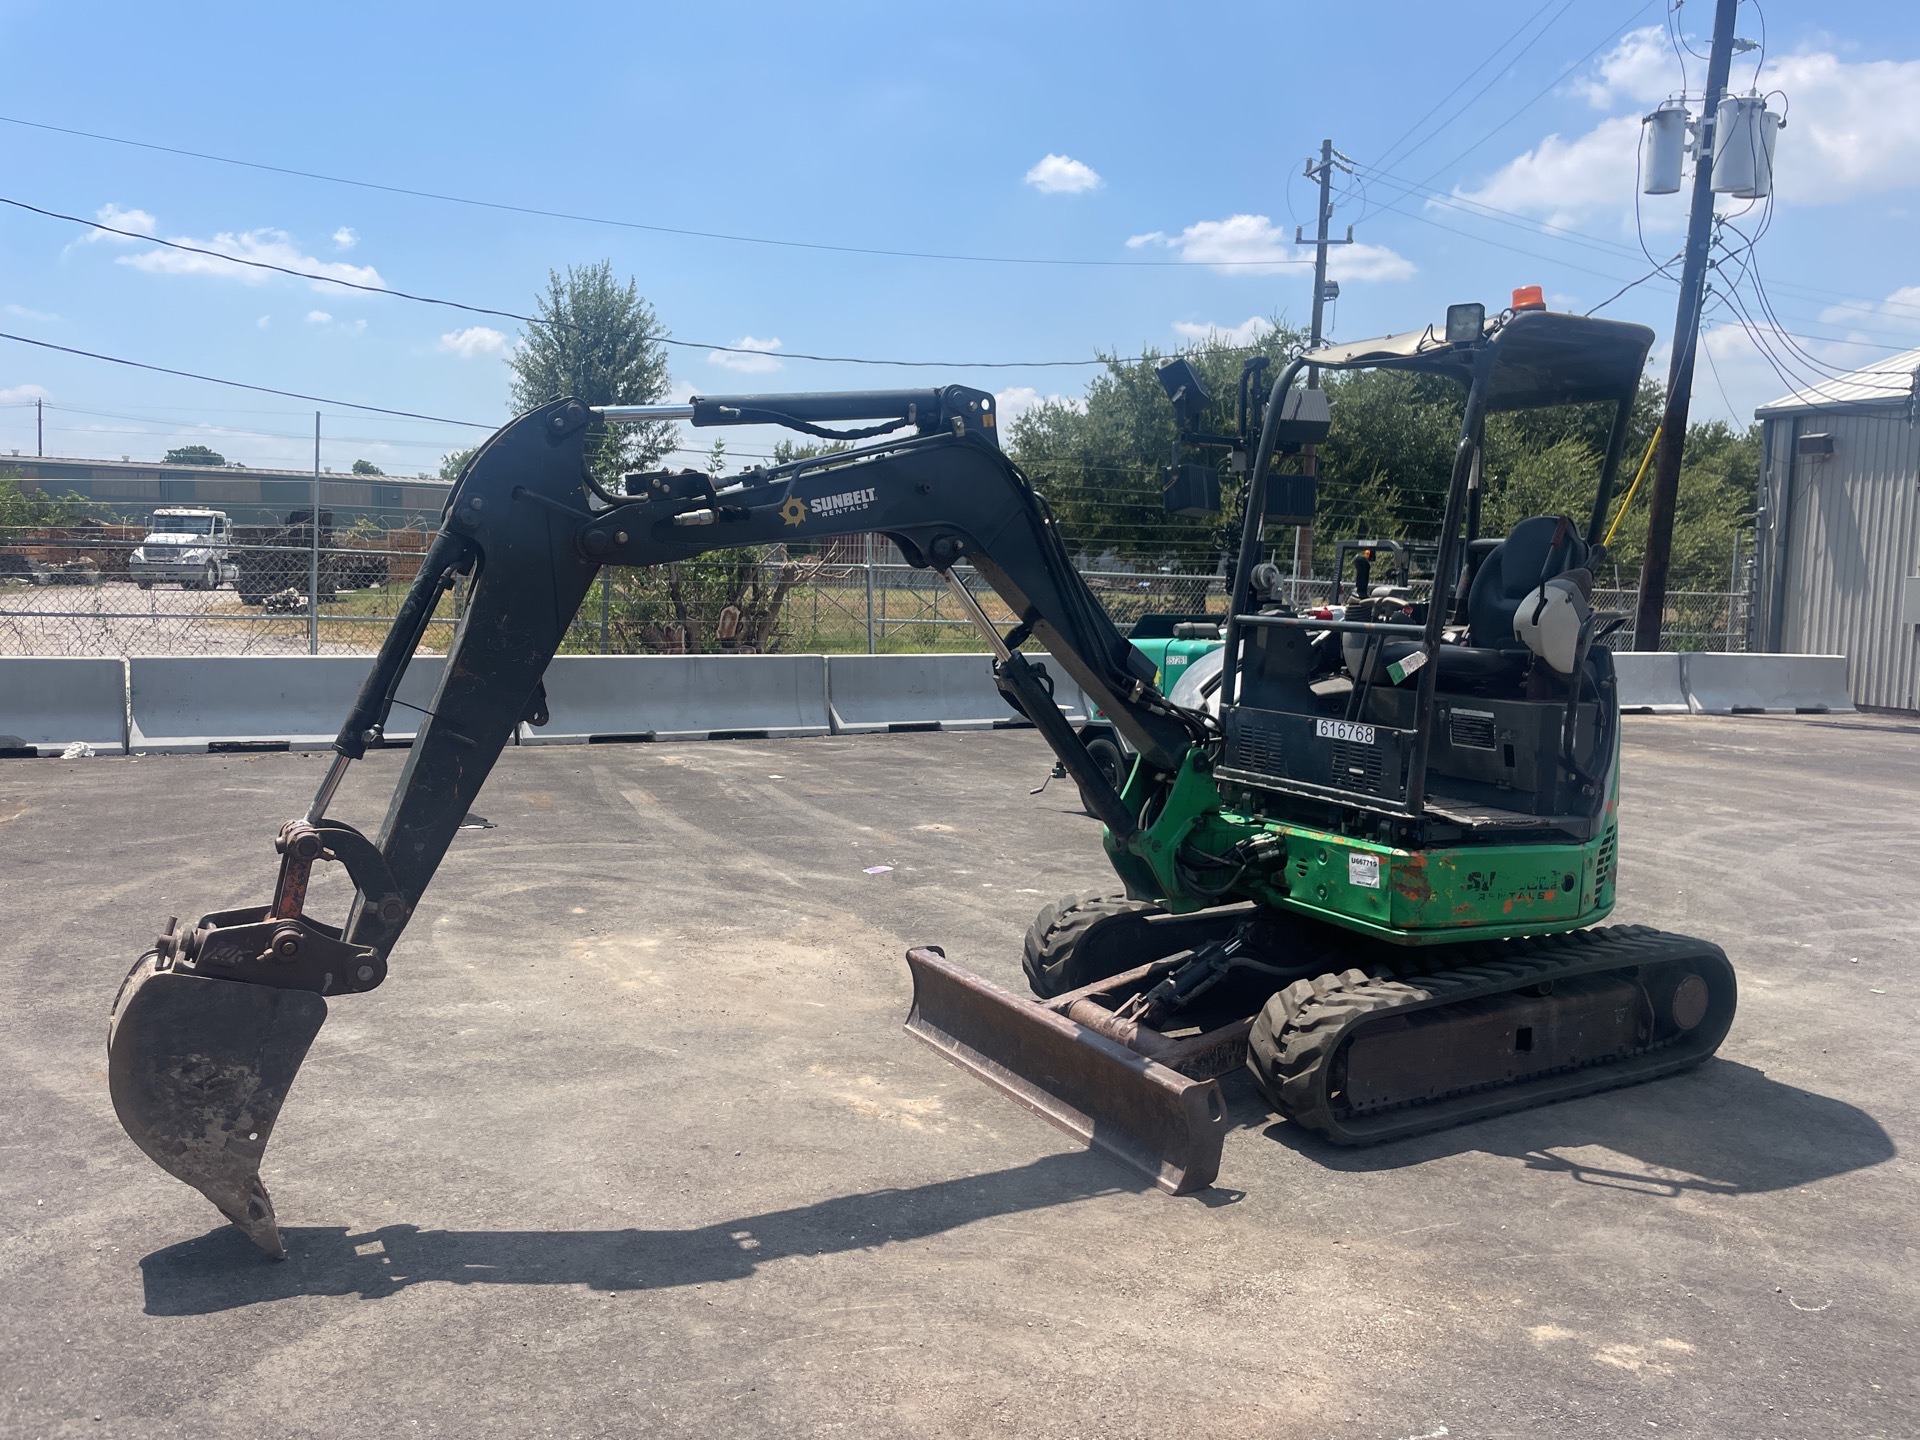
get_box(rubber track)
[1022,892,1164,999]
[1246,924,1737,1146]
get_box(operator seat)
[1466,514,1590,650]
[1366,514,1590,692]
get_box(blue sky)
[3,0,1918,476]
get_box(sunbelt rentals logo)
[779,486,876,527]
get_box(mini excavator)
[109,301,1736,1255]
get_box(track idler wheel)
[107,953,327,1258]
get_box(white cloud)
[1451,114,1649,233]
[1127,213,1414,280]
[80,203,156,244]
[257,314,271,329]
[1569,26,1674,108]
[993,386,1083,425]
[117,226,386,291]
[0,383,50,403]
[1456,31,1920,226]
[438,325,509,358]
[1024,153,1102,194]
[1817,285,1920,333]
[332,227,358,250]
[1172,316,1274,346]
[707,335,784,373]
[306,310,332,325]
[4,303,61,323]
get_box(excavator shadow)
[1250,1058,1896,1196]
[138,1150,1219,1316]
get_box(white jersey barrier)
[128,655,447,753]
[0,658,129,754]
[1682,652,1853,715]
[526,654,831,743]
[1610,652,1693,714]
[826,653,1085,733]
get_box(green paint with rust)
[1104,733,1621,945]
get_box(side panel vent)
[1229,721,1286,777]
[1330,740,1385,793]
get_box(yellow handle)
[1604,425,1662,548]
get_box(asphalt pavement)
[2,715,1915,1438]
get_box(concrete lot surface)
[2,716,1915,1438]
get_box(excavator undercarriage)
[107,305,1740,1252]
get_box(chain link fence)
[1,523,1752,658]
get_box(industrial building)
[2,453,452,528]
[1754,349,1920,712]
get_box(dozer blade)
[903,947,1226,1195]
[107,956,327,1258]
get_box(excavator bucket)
[107,956,326,1258]
[903,947,1227,1195]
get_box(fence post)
[308,412,321,656]
[600,569,610,654]
[1726,532,1741,652]
[863,533,875,654]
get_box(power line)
[0,329,492,426]
[0,195,1151,369]
[1367,0,1568,177]
[1383,1,1581,177]
[1586,252,1686,314]
[0,111,1306,273]
[1410,1,1663,190]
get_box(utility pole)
[36,396,43,456]
[1635,0,1739,651]
[310,412,322,656]
[1294,138,1353,583]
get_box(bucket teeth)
[107,956,326,1258]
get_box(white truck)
[129,508,236,591]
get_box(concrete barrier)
[826,653,1083,733]
[0,658,129,755]
[527,655,831,743]
[128,655,447,753]
[1610,652,1693,714]
[1682,652,1854,715]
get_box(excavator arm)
[108,385,1215,1252]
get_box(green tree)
[351,458,385,476]
[1598,419,1758,590]
[163,444,226,467]
[438,447,478,481]
[508,261,674,489]
[1008,321,1309,573]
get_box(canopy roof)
[1301,310,1655,413]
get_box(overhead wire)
[0,112,1307,273]
[0,329,491,427]
[1365,0,1568,180]
[1379,0,1580,177]
[0,196,1165,369]
[1405,0,1663,192]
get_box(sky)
[3,0,1919,477]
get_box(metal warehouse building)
[4,455,452,528]
[1753,349,1920,712]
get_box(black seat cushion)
[1376,639,1530,692]
[1467,515,1591,650]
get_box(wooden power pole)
[1635,0,1740,650]
[1294,138,1352,581]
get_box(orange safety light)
[1511,285,1546,311]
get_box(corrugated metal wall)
[1771,409,1920,711]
